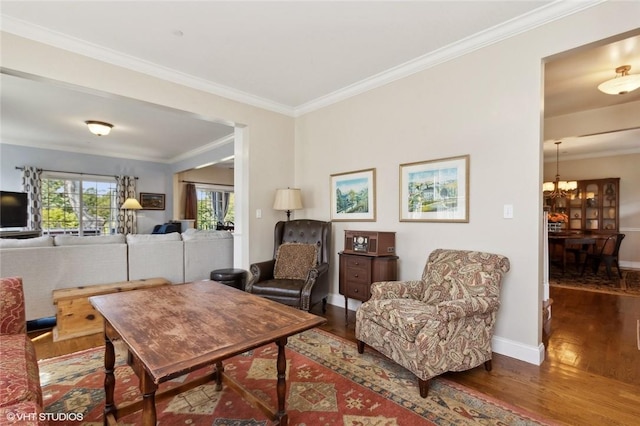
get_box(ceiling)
[1,1,639,164]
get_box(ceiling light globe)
[85,120,114,136]
[598,65,640,95]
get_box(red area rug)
[39,328,556,425]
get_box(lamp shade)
[121,198,142,210]
[273,188,303,211]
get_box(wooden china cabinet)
[546,177,619,234]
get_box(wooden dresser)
[339,251,398,324]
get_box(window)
[41,174,118,236]
[196,186,234,230]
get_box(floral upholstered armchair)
[355,249,510,397]
[0,277,45,424]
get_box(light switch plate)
[503,204,514,219]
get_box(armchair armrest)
[370,280,424,301]
[300,262,330,311]
[0,276,27,335]
[305,262,329,282]
[246,259,276,292]
[436,296,500,322]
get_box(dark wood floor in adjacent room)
[30,285,640,426]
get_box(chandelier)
[543,141,577,199]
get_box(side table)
[338,252,398,324]
[210,268,247,290]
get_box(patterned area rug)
[549,267,640,297]
[39,328,556,425]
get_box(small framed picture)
[330,168,376,222]
[399,155,469,222]
[139,193,165,210]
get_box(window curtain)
[222,192,230,222]
[21,166,42,231]
[185,183,197,228]
[115,176,137,234]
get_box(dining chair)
[581,233,625,279]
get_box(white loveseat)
[0,230,234,320]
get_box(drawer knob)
[354,274,359,278]
[354,288,359,293]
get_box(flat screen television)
[0,191,28,228]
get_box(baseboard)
[492,335,545,365]
[620,260,640,270]
[327,293,362,312]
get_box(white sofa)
[0,230,233,320]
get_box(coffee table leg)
[103,334,116,425]
[140,371,158,426]
[275,337,289,426]
[215,361,224,391]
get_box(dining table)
[548,233,600,274]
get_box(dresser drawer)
[344,265,371,285]
[345,282,369,301]
[345,256,371,269]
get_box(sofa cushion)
[358,298,436,342]
[273,243,317,280]
[0,236,53,249]
[181,229,232,241]
[0,334,43,408]
[54,235,125,246]
[126,233,182,243]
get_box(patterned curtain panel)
[185,183,197,228]
[115,176,137,234]
[21,166,42,231]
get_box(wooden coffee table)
[89,280,326,426]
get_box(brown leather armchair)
[246,219,331,312]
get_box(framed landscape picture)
[139,192,165,210]
[399,155,469,222]
[330,168,376,222]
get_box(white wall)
[295,2,640,364]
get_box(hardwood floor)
[30,286,640,425]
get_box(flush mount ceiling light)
[598,65,640,95]
[85,120,113,136]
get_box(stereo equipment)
[343,230,395,256]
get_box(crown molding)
[293,0,605,116]
[1,0,604,118]
[169,133,235,164]
[0,140,174,164]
